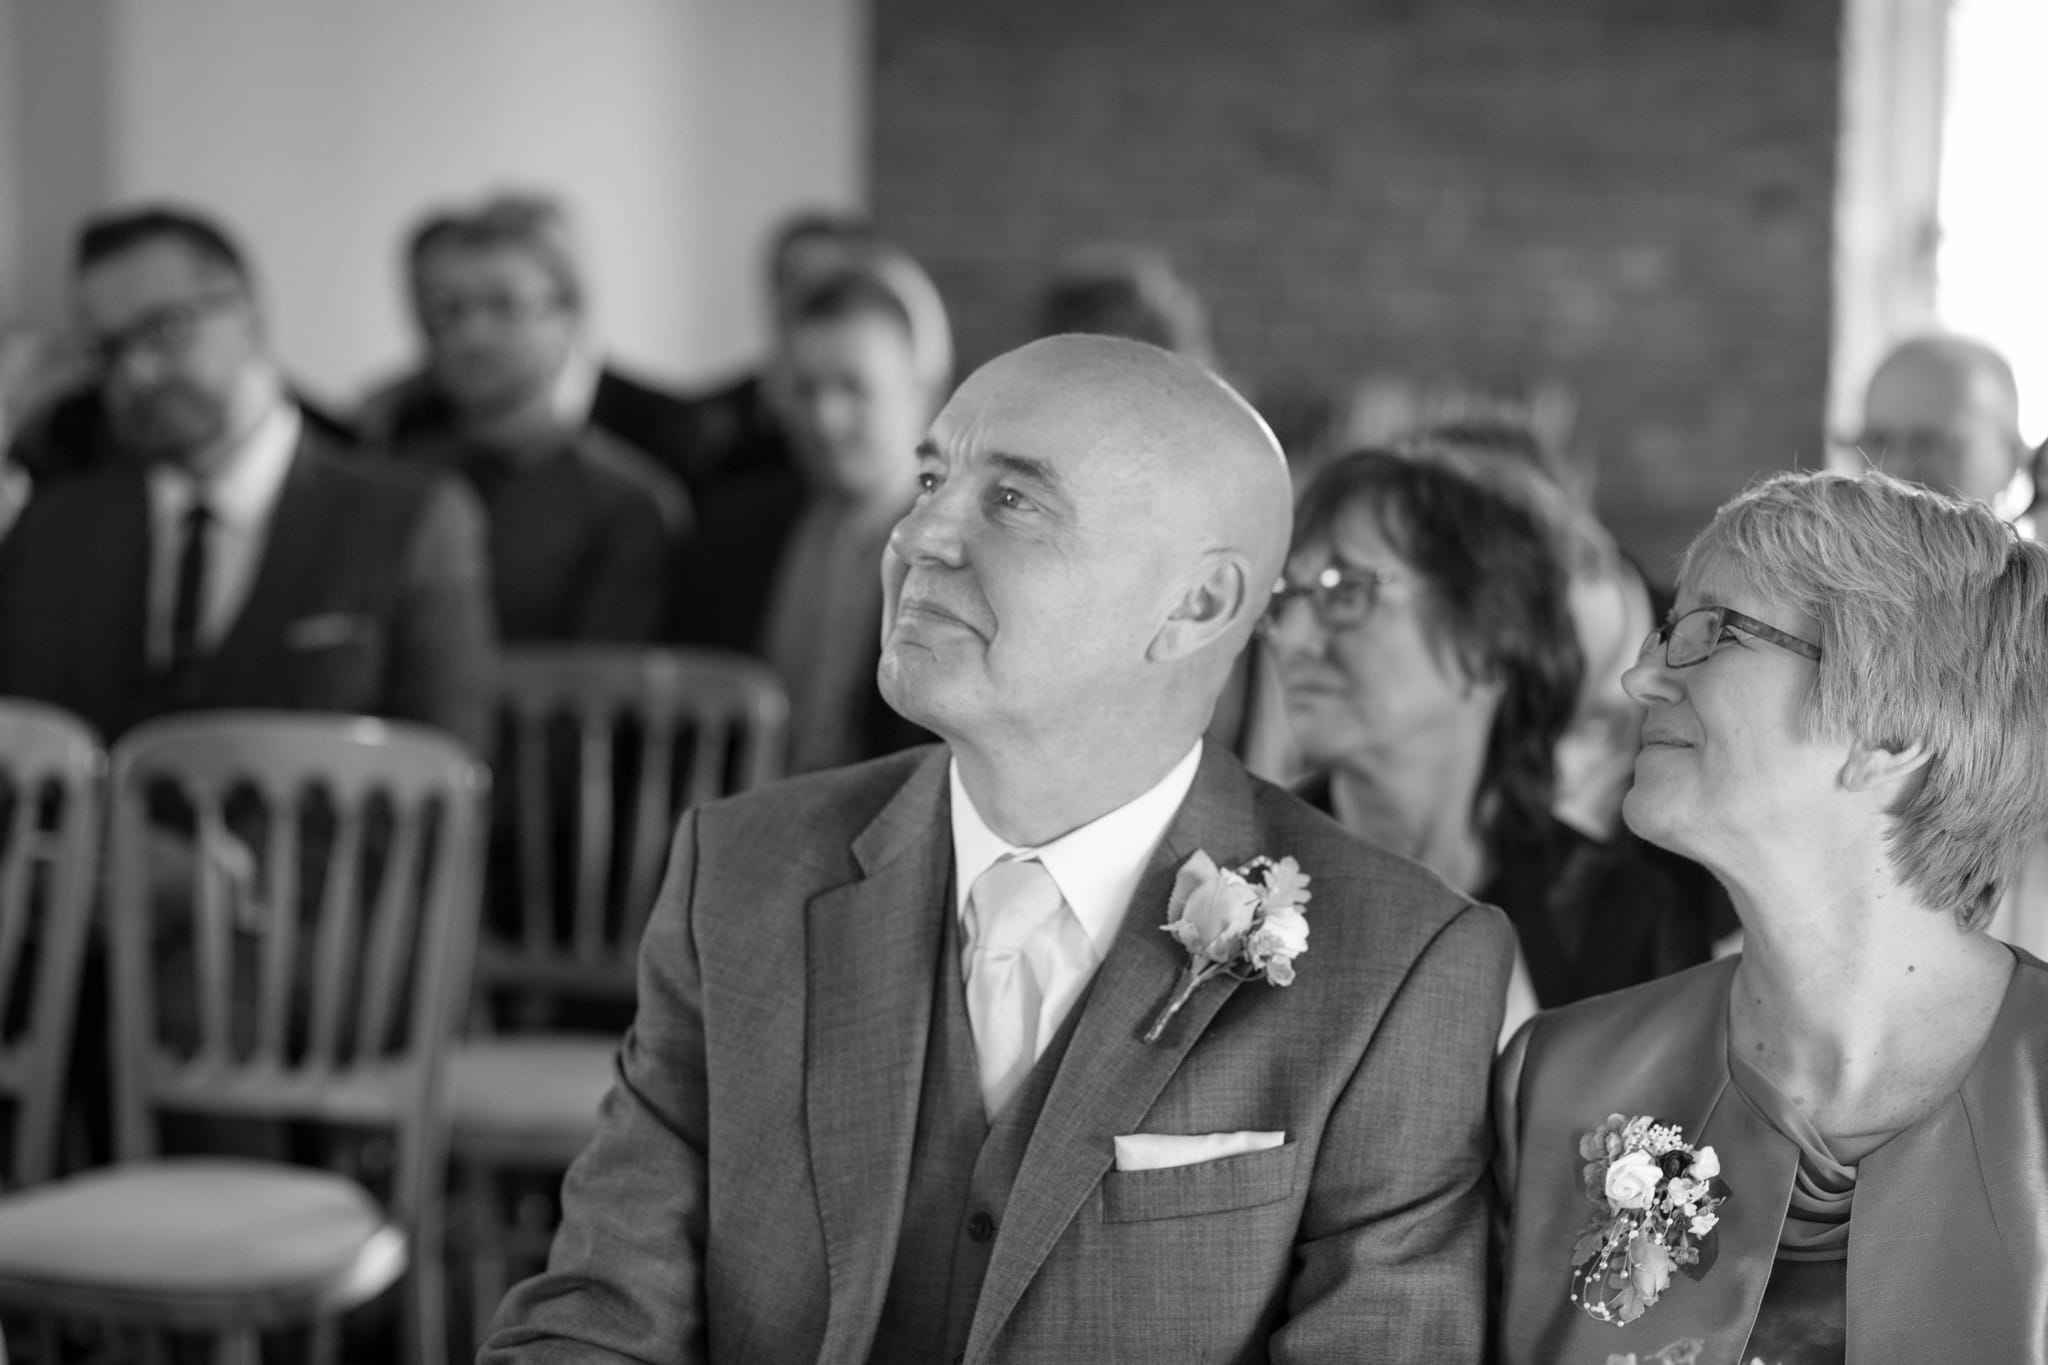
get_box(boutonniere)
[1571,1114,1727,1326]
[1143,850,1310,1044]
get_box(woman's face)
[1266,500,1501,775]
[1619,563,1832,870]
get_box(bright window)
[1937,0,2048,444]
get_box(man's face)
[877,357,1181,750]
[784,311,926,502]
[1859,356,2023,503]
[76,237,259,468]
[415,244,575,419]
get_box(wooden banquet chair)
[0,700,103,1362]
[451,645,787,1337]
[0,700,102,1191]
[0,713,487,1365]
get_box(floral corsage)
[1571,1113,1727,1325]
[1144,850,1309,1044]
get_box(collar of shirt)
[550,343,601,429]
[147,399,302,527]
[949,738,1204,961]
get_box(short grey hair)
[1683,470,2048,927]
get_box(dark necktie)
[169,498,215,673]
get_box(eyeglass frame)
[1639,604,1822,669]
[1259,563,1404,635]
[414,288,573,336]
[83,288,248,375]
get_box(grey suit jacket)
[484,743,1515,1364]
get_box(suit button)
[967,1211,996,1243]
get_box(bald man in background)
[485,336,1513,1364]
[1850,333,2035,537]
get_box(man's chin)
[876,646,963,735]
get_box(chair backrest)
[0,699,102,1188]
[490,646,788,998]
[104,712,487,1215]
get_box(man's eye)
[914,471,940,494]
[993,487,1031,511]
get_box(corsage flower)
[1570,1113,1728,1326]
[1144,851,1310,1043]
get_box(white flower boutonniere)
[1571,1114,1728,1326]
[1143,850,1310,1044]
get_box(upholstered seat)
[0,1159,405,1322]
[448,1034,615,1161]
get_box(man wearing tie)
[0,205,494,752]
[486,335,1514,1363]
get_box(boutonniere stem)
[1143,851,1310,1044]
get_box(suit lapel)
[965,748,1257,1364]
[803,750,952,1362]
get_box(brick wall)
[871,0,1844,580]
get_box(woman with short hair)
[1497,470,2048,1364]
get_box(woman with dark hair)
[1263,448,1714,1038]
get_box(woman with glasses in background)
[1264,448,1715,1045]
[1497,470,2048,1364]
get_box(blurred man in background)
[1849,332,2035,537]
[676,252,947,771]
[0,204,494,751]
[362,191,706,509]
[371,195,688,643]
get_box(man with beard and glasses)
[0,204,495,752]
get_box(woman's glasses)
[1260,564,1401,634]
[1639,605,1821,669]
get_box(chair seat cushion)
[0,1157,404,1310]
[449,1032,617,1152]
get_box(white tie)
[965,856,1069,1119]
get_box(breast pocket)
[1101,1140,1300,1223]
[283,616,385,711]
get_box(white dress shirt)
[950,740,1204,1066]
[145,402,301,668]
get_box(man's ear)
[1840,737,1931,795]
[1149,554,1249,663]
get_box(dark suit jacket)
[484,743,1516,1364]
[0,428,495,753]
[673,467,927,762]
[1497,952,2048,1364]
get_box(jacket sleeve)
[1270,899,1516,1365]
[388,474,497,757]
[480,810,712,1365]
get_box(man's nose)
[888,483,967,567]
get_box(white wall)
[3,0,866,406]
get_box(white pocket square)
[1112,1130,1285,1172]
[284,612,374,649]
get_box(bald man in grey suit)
[485,336,1513,1363]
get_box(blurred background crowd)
[0,0,2040,1360]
